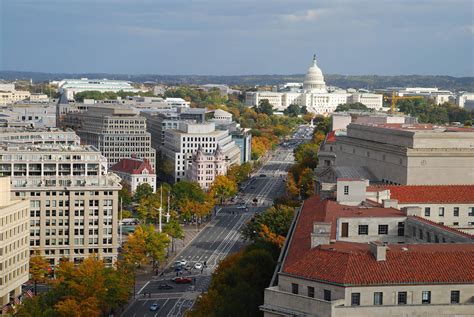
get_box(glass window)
[453,207,459,217]
[344,186,349,195]
[358,225,368,235]
[374,292,383,305]
[291,283,298,295]
[451,291,460,304]
[351,293,360,306]
[439,207,445,217]
[308,286,315,298]
[398,292,407,305]
[424,207,430,217]
[378,225,388,235]
[324,289,331,301]
[422,291,431,304]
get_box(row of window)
[425,207,474,217]
[351,290,461,306]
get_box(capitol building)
[245,55,383,114]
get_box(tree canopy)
[335,102,369,112]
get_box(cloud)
[281,9,327,22]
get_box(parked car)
[194,262,203,270]
[158,284,173,290]
[173,277,192,284]
[149,303,160,311]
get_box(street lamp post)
[158,185,163,233]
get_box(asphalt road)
[122,144,296,317]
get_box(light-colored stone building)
[0,140,121,266]
[63,105,155,169]
[245,56,383,114]
[261,182,474,317]
[320,123,474,185]
[161,122,240,183]
[187,146,227,190]
[0,177,29,307]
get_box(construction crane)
[384,91,424,114]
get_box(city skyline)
[1,0,473,77]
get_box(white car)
[194,262,203,270]
[176,259,187,267]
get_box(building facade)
[110,158,156,193]
[161,122,240,183]
[63,105,155,169]
[0,140,121,266]
[187,146,227,190]
[245,56,383,114]
[0,177,29,307]
[58,78,140,100]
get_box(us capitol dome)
[303,54,327,93]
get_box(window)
[453,207,459,217]
[451,291,460,304]
[341,223,349,238]
[378,225,388,235]
[324,289,331,301]
[307,286,315,298]
[291,283,298,295]
[374,292,383,305]
[469,207,474,216]
[419,229,423,240]
[453,222,459,226]
[422,291,431,304]
[344,186,349,195]
[358,225,368,235]
[424,207,431,217]
[398,292,407,305]
[439,207,445,217]
[398,222,405,236]
[351,293,360,306]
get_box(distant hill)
[1,71,472,91]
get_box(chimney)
[311,222,331,248]
[369,241,387,261]
[382,199,398,209]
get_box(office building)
[110,157,156,193]
[0,127,79,146]
[161,122,240,183]
[63,105,155,169]
[58,78,140,100]
[317,123,474,185]
[0,135,122,266]
[0,101,57,128]
[261,180,474,317]
[330,112,416,131]
[245,55,383,114]
[0,177,29,307]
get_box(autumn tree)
[209,175,238,205]
[285,173,299,199]
[29,253,50,295]
[136,183,171,224]
[299,168,315,199]
[163,218,185,252]
[118,183,133,207]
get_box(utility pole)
[166,191,171,223]
[119,197,123,246]
[158,185,163,233]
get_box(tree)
[172,181,206,205]
[133,183,153,202]
[209,175,238,205]
[141,225,170,269]
[136,184,171,224]
[283,104,301,117]
[119,184,133,207]
[335,102,369,112]
[299,168,315,199]
[163,218,184,252]
[29,253,50,295]
[122,228,148,267]
[285,173,299,199]
[255,99,273,116]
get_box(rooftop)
[110,158,155,175]
[355,123,474,133]
[367,184,474,204]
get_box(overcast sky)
[1,0,473,76]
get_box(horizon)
[1,0,473,77]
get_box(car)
[260,174,266,177]
[237,205,246,209]
[158,283,173,290]
[194,262,203,270]
[173,277,192,284]
[175,259,187,267]
[149,303,160,311]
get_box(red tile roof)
[325,131,337,143]
[110,158,155,175]
[282,195,405,268]
[283,241,474,286]
[367,185,474,204]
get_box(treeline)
[397,99,473,124]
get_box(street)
[122,143,297,317]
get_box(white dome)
[303,54,327,93]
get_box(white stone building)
[245,55,383,114]
[161,122,240,183]
[187,146,227,190]
[110,157,156,193]
[0,177,29,307]
[58,78,140,100]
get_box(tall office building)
[63,105,156,169]
[0,177,29,307]
[0,131,121,266]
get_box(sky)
[1,0,473,76]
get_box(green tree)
[118,184,133,207]
[133,183,153,202]
[299,168,315,199]
[163,218,185,252]
[255,99,274,116]
[283,104,301,117]
[209,175,238,205]
[172,181,206,205]
[335,102,369,112]
[242,205,295,244]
